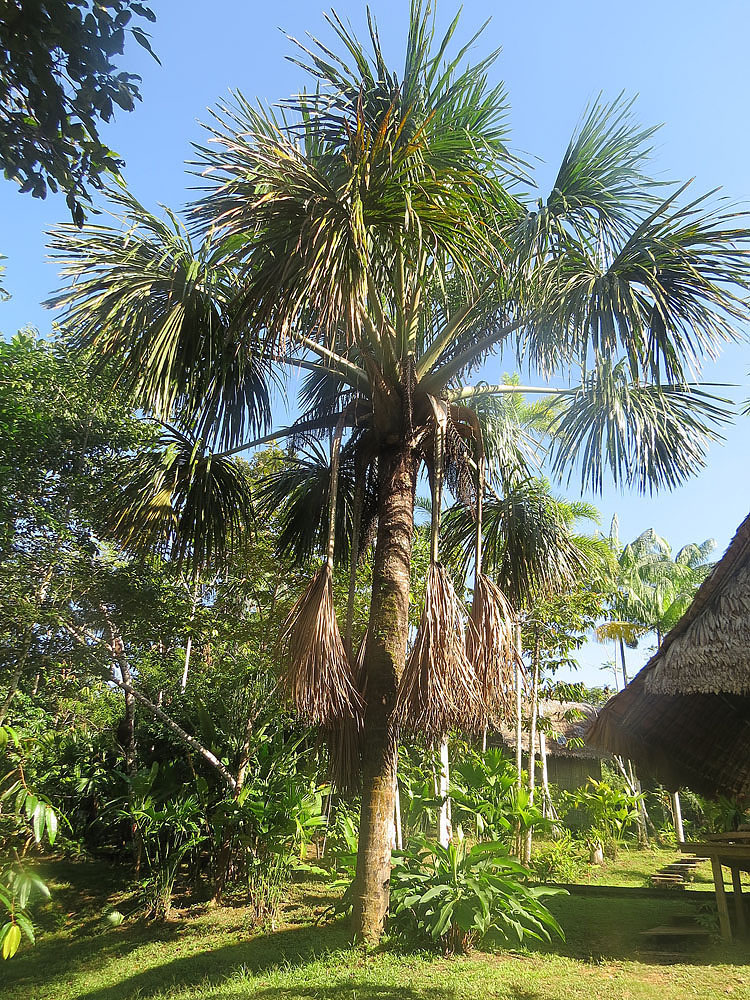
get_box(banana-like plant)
[47,1,750,943]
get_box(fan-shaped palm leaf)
[47,189,277,449]
[442,478,594,607]
[526,187,750,383]
[108,427,254,571]
[547,360,731,494]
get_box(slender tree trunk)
[116,644,138,780]
[514,623,523,791]
[619,637,629,688]
[672,791,685,843]
[394,772,403,851]
[513,623,523,858]
[611,641,620,692]
[181,579,200,692]
[106,623,141,871]
[352,444,415,945]
[437,735,452,847]
[538,706,555,820]
[213,708,258,901]
[523,636,540,865]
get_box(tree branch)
[60,620,237,790]
[446,383,564,402]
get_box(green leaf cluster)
[389,837,565,953]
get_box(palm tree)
[598,519,716,684]
[47,2,750,942]
[597,519,716,841]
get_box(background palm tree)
[47,2,750,942]
[596,518,716,842]
[597,518,716,685]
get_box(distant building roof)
[495,700,604,760]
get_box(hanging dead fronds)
[397,563,484,737]
[324,629,369,794]
[324,717,362,794]
[279,409,365,728]
[280,561,364,727]
[467,573,519,725]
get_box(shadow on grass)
[6,881,750,1000]
[7,917,352,1000]
[536,892,750,966]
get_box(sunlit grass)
[4,853,749,1000]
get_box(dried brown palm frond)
[397,563,484,737]
[467,573,519,725]
[324,628,369,794]
[324,717,362,794]
[279,561,364,727]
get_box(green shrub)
[389,837,566,954]
[450,747,549,844]
[530,835,587,884]
[129,794,207,919]
[561,778,641,846]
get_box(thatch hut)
[494,700,606,791]
[587,512,750,799]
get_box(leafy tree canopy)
[0,0,157,222]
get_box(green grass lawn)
[4,852,750,1000]
[562,843,717,889]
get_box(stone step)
[640,925,711,938]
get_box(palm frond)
[397,563,483,736]
[595,620,647,645]
[254,439,377,566]
[107,427,254,571]
[47,189,277,449]
[280,562,363,727]
[442,479,592,606]
[543,94,662,241]
[526,188,750,382]
[547,360,732,494]
[466,574,518,724]
[191,2,521,352]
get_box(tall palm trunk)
[619,637,629,687]
[514,623,523,790]
[352,444,416,945]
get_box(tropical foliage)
[5,0,750,952]
[389,837,565,953]
[0,0,158,220]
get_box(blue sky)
[2,1,749,684]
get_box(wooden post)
[711,857,732,942]
[731,866,746,937]
[672,790,684,844]
[438,735,452,847]
[394,772,403,851]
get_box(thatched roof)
[646,513,750,695]
[495,700,604,760]
[587,512,750,798]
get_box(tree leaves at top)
[0,0,158,222]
